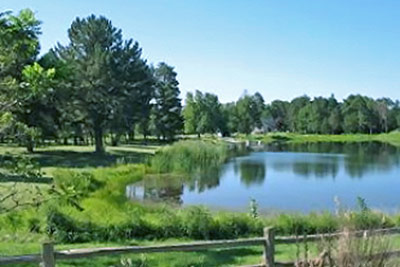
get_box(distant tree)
[187,90,224,136]
[233,92,265,134]
[328,107,342,134]
[221,102,238,135]
[152,62,183,140]
[266,100,290,132]
[251,92,265,129]
[183,92,198,136]
[235,94,255,134]
[288,95,310,132]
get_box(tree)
[0,9,41,114]
[288,95,310,132]
[15,63,56,152]
[183,90,224,137]
[235,94,255,134]
[0,9,53,152]
[152,63,183,140]
[342,95,378,134]
[0,9,40,80]
[109,40,154,145]
[233,92,265,134]
[265,100,290,132]
[183,92,198,135]
[221,102,238,136]
[57,15,124,153]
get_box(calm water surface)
[126,142,400,213]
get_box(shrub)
[180,206,214,239]
[213,213,263,239]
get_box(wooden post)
[263,227,275,267]
[42,242,55,267]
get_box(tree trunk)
[94,126,104,153]
[111,133,120,146]
[26,137,34,153]
[63,137,68,145]
[143,133,148,145]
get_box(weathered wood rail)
[1,227,400,266]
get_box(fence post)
[263,227,275,267]
[42,242,55,267]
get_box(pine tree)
[152,63,183,140]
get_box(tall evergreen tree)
[152,63,183,140]
[57,15,124,153]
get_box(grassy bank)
[239,132,400,146]
[2,161,400,244]
[3,140,400,266]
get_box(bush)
[180,206,214,239]
[213,213,263,239]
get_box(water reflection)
[233,160,266,187]
[126,142,400,212]
[127,167,226,204]
[266,142,400,179]
[126,174,184,204]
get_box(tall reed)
[150,140,229,173]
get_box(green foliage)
[150,140,229,173]
[183,90,225,136]
[180,206,213,239]
[0,9,41,79]
[51,170,103,210]
[2,153,43,178]
[152,62,183,141]
[234,92,264,134]
[249,198,258,219]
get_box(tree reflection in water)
[233,160,266,187]
[126,142,400,208]
[126,166,227,204]
[266,142,400,179]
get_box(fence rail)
[1,227,400,266]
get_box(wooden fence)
[1,227,400,267]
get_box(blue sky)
[4,0,400,103]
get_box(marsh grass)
[150,140,229,173]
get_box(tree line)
[2,9,400,153]
[183,91,400,136]
[0,9,182,153]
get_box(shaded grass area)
[0,144,159,175]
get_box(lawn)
[2,234,400,266]
[0,143,159,176]
[0,238,316,266]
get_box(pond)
[126,142,400,213]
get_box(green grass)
[238,132,400,146]
[150,140,229,173]
[0,238,317,266]
[0,144,159,176]
[3,139,400,265]
[2,234,400,266]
